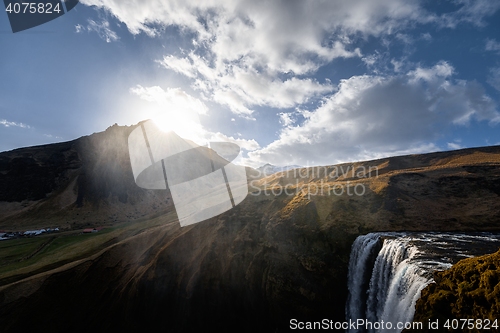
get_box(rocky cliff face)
[409,249,500,332]
[0,123,499,332]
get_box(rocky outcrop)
[0,140,80,202]
[409,249,500,332]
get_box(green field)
[0,211,178,286]
[0,237,48,265]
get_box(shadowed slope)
[0,123,173,231]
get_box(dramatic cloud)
[80,0,429,115]
[247,62,500,166]
[78,1,500,166]
[159,53,334,117]
[81,0,498,40]
[80,0,500,118]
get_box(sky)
[1,0,500,167]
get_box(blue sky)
[1,0,500,167]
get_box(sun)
[151,109,205,145]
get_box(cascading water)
[346,232,500,333]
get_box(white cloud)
[158,55,197,79]
[0,119,31,129]
[488,67,500,91]
[447,142,463,150]
[420,33,432,41]
[75,18,119,42]
[278,112,295,127]
[79,1,500,166]
[396,33,413,45]
[362,54,380,68]
[44,134,63,139]
[438,0,500,28]
[159,53,334,116]
[391,59,405,73]
[130,85,208,115]
[246,63,500,166]
[80,0,432,116]
[87,19,119,43]
[80,0,500,117]
[206,132,260,151]
[79,1,499,46]
[407,61,454,83]
[80,0,424,49]
[486,39,500,53]
[80,0,207,37]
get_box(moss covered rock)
[409,249,500,332]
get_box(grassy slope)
[0,210,177,286]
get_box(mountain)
[0,123,174,231]
[0,122,499,332]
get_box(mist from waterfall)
[346,232,500,333]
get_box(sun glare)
[151,109,205,145]
[133,85,209,146]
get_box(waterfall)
[346,234,382,326]
[346,232,500,333]
[365,238,430,332]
